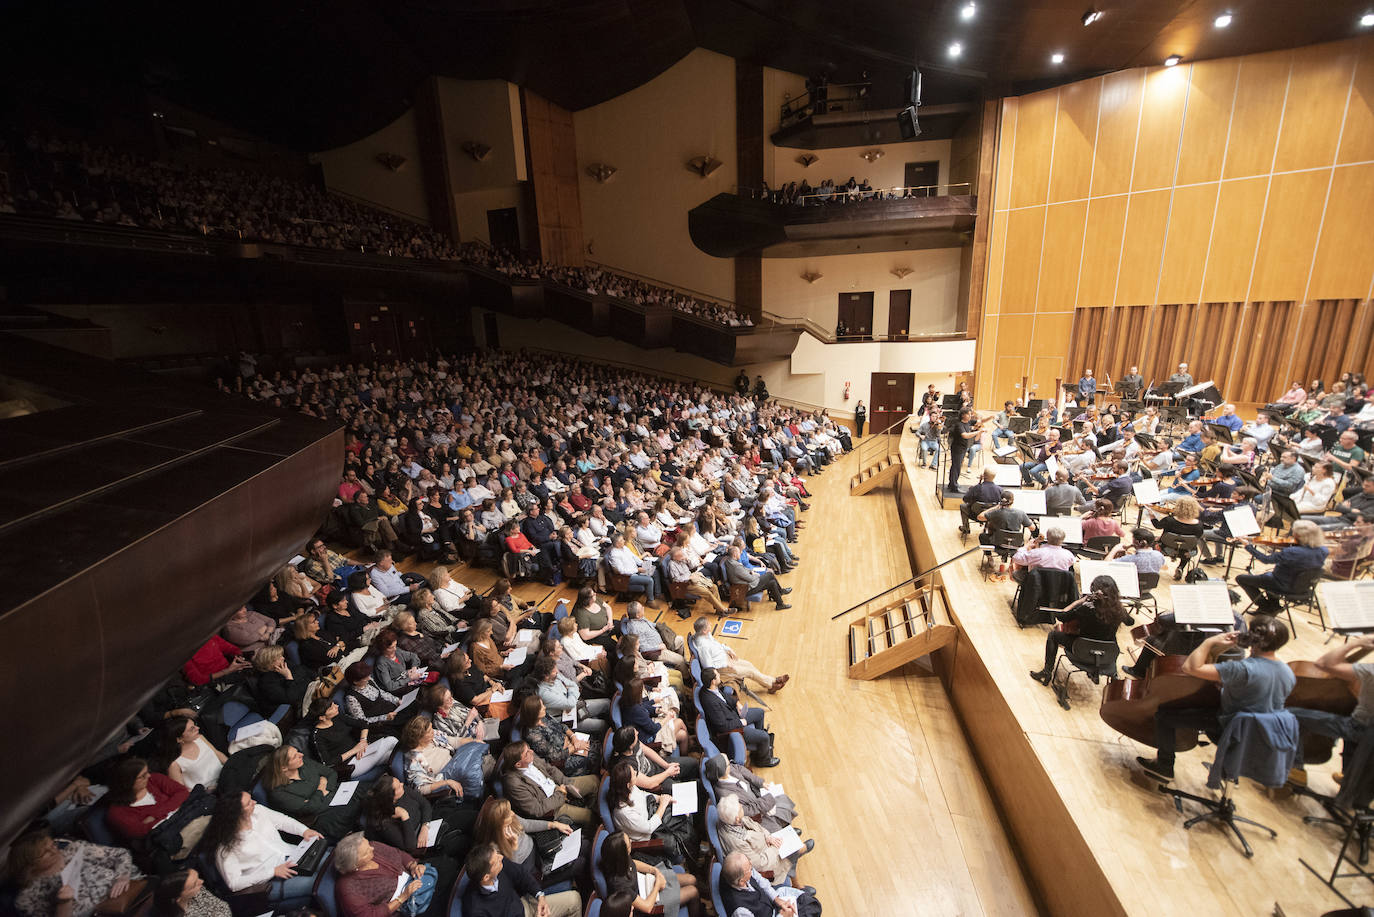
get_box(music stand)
[941,394,964,411]
[1207,423,1235,444]
[1026,399,1046,413]
[1136,432,1157,450]
[1009,415,1031,434]
[1270,491,1302,533]
[1014,406,1038,420]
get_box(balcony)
[688,188,976,258]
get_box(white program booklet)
[672,781,699,815]
[504,646,528,667]
[490,689,514,703]
[329,780,359,806]
[422,818,443,847]
[551,828,582,871]
[59,845,85,898]
[771,826,803,858]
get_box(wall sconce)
[375,152,407,171]
[800,271,823,284]
[890,267,913,279]
[796,153,819,168]
[586,163,617,183]
[861,149,885,163]
[461,141,492,162]
[687,155,724,178]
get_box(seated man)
[723,544,792,610]
[916,413,942,468]
[1044,469,1088,517]
[498,741,598,830]
[1266,450,1306,497]
[1312,474,1374,529]
[368,550,417,603]
[991,400,1018,447]
[718,850,819,917]
[605,532,662,607]
[333,833,439,917]
[700,667,778,768]
[1019,429,1061,487]
[702,753,800,833]
[692,616,786,693]
[461,842,582,917]
[958,469,1003,535]
[976,493,1036,551]
[668,545,729,614]
[622,600,688,672]
[1010,527,1074,583]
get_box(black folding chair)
[1050,637,1119,710]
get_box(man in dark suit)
[719,851,819,917]
[723,544,791,609]
[701,667,778,767]
[461,843,582,917]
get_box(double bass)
[1100,652,1360,762]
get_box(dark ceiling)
[2,0,1369,151]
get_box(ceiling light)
[1214,11,1233,27]
[1164,54,1182,67]
[960,2,976,20]
[1081,8,1103,26]
[948,41,963,58]
[1051,52,1065,64]
[1363,12,1374,27]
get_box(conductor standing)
[948,408,978,493]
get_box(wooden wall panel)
[1338,40,1374,164]
[1192,301,1247,388]
[1049,79,1101,203]
[993,353,1027,406]
[1000,206,1047,312]
[1251,169,1331,301]
[1010,91,1058,209]
[1116,190,1172,305]
[984,211,1008,316]
[1200,176,1267,303]
[1076,196,1128,307]
[1036,201,1088,311]
[1223,49,1292,179]
[1176,59,1240,186]
[1274,45,1357,173]
[1309,164,1374,300]
[1157,183,1218,303]
[1091,70,1145,198]
[1132,67,1190,191]
[994,101,1018,212]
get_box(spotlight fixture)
[948,41,963,58]
[1363,12,1374,27]
[1081,8,1103,26]
[686,155,723,178]
[585,163,617,183]
[1164,54,1182,67]
[1051,52,1065,64]
[960,2,976,20]
[861,149,885,163]
[800,271,823,284]
[1214,11,1233,27]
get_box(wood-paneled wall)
[523,90,585,266]
[976,35,1374,409]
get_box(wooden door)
[838,292,875,340]
[888,290,911,340]
[904,160,939,193]
[993,355,1025,409]
[870,372,915,433]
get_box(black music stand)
[1027,398,1046,413]
[1014,406,1038,420]
[1270,492,1302,533]
[1009,415,1031,434]
[1207,423,1235,444]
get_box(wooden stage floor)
[895,426,1366,915]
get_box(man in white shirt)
[368,551,415,601]
[633,511,664,554]
[606,533,661,606]
[691,617,783,691]
[668,546,729,614]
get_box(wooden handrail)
[830,546,982,620]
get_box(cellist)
[1288,635,1374,785]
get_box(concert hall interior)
[7,3,1374,917]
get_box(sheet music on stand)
[992,463,1022,486]
[1319,581,1374,631]
[1012,489,1047,516]
[1045,456,1062,480]
[1222,505,1261,538]
[1132,479,1161,505]
[1171,583,1236,625]
[1077,560,1140,598]
[1036,515,1082,544]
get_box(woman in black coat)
[363,774,473,869]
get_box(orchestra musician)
[1307,474,1374,529]
[1099,428,1142,463]
[916,411,943,468]
[1288,636,1374,783]
[1177,420,1205,454]
[1265,449,1306,497]
[946,409,979,491]
[1044,469,1089,517]
[1233,519,1328,614]
[1136,617,1294,781]
[958,469,1004,535]
[1019,429,1062,487]
[1028,575,1132,687]
[1168,363,1194,389]
[991,401,1018,448]
[1118,366,1145,404]
[1077,369,1097,408]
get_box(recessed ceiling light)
[1081,8,1103,26]
[960,2,976,21]
[1214,11,1233,28]
[1164,54,1182,67]
[1363,12,1374,27]
[948,41,963,58]
[1051,52,1065,64]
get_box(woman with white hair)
[714,794,811,882]
[1236,519,1329,614]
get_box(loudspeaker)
[898,106,921,139]
[903,70,922,107]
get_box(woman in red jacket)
[181,635,248,687]
[105,758,189,841]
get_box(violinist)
[1137,617,1294,781]
[1163,454,1202,498]
[991,401,1018,448]
[1099,428,1141,463]
[1234,520,1328,615]
[1044,469,1089,517]
[1288,635,1374,783]
[1148,495,1210,576]
[1079,498,1124,542]
[1029,576,1132,687]
[1019,429,1061,487]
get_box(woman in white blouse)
[203,793,321,903]
[162,718,226,791]
[429,566,471,613]
[556,616,606,672]
[1296,460,1338,514]
[605,760,671,843]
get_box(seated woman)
[8,828,140,917]
[617,677,689,758]
[161,717,226,791]
[490,578,552,640]
[251,646,311,711]
[344,570,388,621]
[397,496,446,562]
[150,867,230,917]
[714,795,808,884]
[701,753,793,832]
[370,628,426,696]
[599,830,702,917]
[1028,575,1133,688]
[516,695,595,777]
[439,648,497,710]
[323,590,369,650]
[398,713,490,801]
[556,616,608,674]
[471,797,576,889]
[392,611,448,669]
[105,758,190,843]
[608,726,697,790]
[341,661,405,736]
[274,564,321,606]
[555,525,599,581]
[411,587,465,643]
[363,775,473,866]
[1080,498,1125,544]
[418,684,487,744]
[543,635,610,702]
[202,791,320,905]
[604,761,696,865]
[531,655,610,736]
[501,521,547,582]
[617,633,683,691]
[427,567,472,619]
[1237,518,1330,614]
[261,745,366,839]
[292,612,346,672]
[306,696,399,779]
[466,619,526,684]
[452,508,486,565]
[1148,494,1212,573]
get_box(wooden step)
[848,621,864,666]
